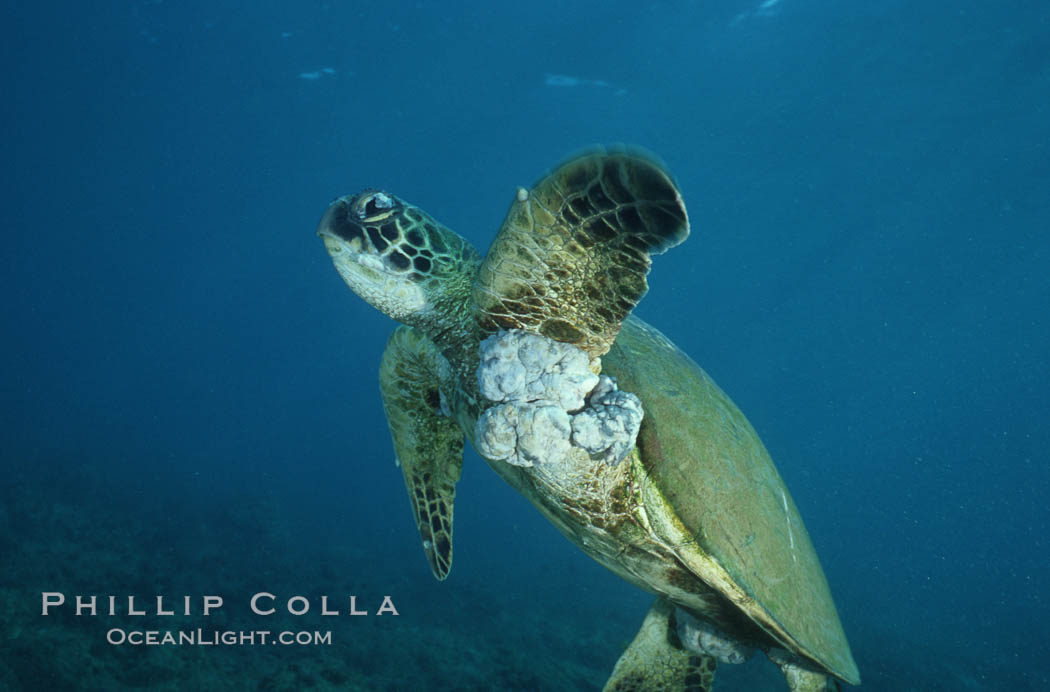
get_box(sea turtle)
[317,150,860,691]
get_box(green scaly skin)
[378,326,463,579]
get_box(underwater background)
[2,0,1048,689]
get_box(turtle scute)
[474,330,643,468]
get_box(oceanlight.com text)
[106,629,332,646]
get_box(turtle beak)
[316,196,350,239]
[316,196,365,255]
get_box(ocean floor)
[0,454,1037,691]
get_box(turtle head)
[318,189,481,330]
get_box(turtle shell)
[603,315,860,685]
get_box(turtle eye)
[360,192,394,218]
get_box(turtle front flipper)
[475,149,689,360]
[379,325,464,580]
[604,598,717,692]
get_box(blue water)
[3,1,1048,690]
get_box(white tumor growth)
[474,330,642,468]
[675,609,755,665]
[571,375,644,464]
[477,329,597,410]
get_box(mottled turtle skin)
[318,150,859,690]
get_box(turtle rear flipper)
[475,150,688,360]
[769,649,842,692]
[379,326,463,580]
[604,598,717,692]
